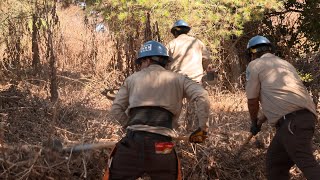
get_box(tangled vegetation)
[0,0,319,179]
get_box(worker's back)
[246,53,317,125]
[112,64,209,137]
[167,34,210,83]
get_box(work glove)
[205,65,217,81]
[206,71,216,81]
[250,120,261,136]
[189,128,208,143]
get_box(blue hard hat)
[247,35,272,50]
[95,23,105,32]
[136,41,169,64]
[171,20,191,34]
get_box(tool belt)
[127,106,173,129]
[276,109,310,128]
[126,130,172,141]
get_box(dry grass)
[1,80,319,179]
[0,3,319,180]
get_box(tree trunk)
[47,29,58,103]
[32,13,41,73]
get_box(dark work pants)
[266,110,320,180]
[109,131,178,180]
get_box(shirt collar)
[260,53,275,58]
[177,34,189,38]
[148,64,165,70]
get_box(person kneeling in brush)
[245,35,320,180]
[104,40,210,180]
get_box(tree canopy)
[1,0,319,88]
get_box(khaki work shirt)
[166,34,211,83]
[246,53,317,126]
[111,64,210,138]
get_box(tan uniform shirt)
[111,64,210,138]
[166,34,211,83]
[246,53,317,126]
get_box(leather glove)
[189,128,208,143]
[206,71,216,81]
[205,65,217,81]
[250,120,261,136]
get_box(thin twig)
[66,148,73,174]
[82,157,87,178]
[18,148,42,180]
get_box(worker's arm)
[200,41,218,82]
[247,98,260,123]
[247,98,262,135]
[248,98,269,125]
[110,80,130,127]
[202,58,211,71]
[165,40,176,68]
[201,42,211,71]
[258,113,268,124]
[245,62,263,135]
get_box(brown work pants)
[266,110,320,180]
[108,131,179,180]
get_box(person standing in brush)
[245,35,320,180]
[166,19,215,83]
[166,20,215,131]
[104,40,210,180]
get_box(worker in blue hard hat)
[166,20,215,132]
[167,20,215,83]
[104,40,210,180]
[245,35,320,180]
